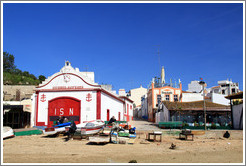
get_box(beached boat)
[3,126,15,139]
[43,122,71,135]
[66,120,105,136]
[80,120,105,136]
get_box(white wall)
[129,86,147,107]
[124,99,134,121]
[182,93,203,102]
[211,93,230,106]
[232,103,243,130]
[101,92,124,121]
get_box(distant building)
[225,92,243,130]
[119,89,127,96]
[147,66,183,122]
[208,79,240,95]
[3,99,33,128]
[140,94,148,120]
[156,101,231,126]
[205,79,240,106]
[128,85,147,107]
[101,84,113,91]
[187,81,204,93]
[182,91,203,102]
[3,85,36,129]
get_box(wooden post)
[230,99,234,129]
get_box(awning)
[225,92,243,99]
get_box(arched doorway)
[48,97,81,126]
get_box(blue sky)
[3,3,244,92]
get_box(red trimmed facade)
[33,62,133,127]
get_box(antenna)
[154,45,161,76]
[157,45,161,75]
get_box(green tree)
[29,74,37,80]
[22,71,30,77]
[3,51,45,85]
[13,68,22,75]
[3,52,16,72]
[38,75,46,83]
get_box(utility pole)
[199,79,206,130]
[154,45,161,76]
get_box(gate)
[48,97,81,126]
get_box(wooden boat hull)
[66,120,105,136]
[43,127,67,135]
[80,125,104,136]
[43,122,71,135]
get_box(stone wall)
[3,85,36,101]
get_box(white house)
[128,85,147,107]
[32,61,133,127]
[187,80,203,93]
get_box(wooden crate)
[89,136,110,144]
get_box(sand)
[3,130,243,163]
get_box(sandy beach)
[3,128,243,164]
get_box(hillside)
[3,52,46,85]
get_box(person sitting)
[63,117,69,123]
[57,116,62,124]
[67,121,77,140]
[108,116,116,126]
[55,118,60,125]
[58,116,65,124]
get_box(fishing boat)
[3,126,15,139]
[43,122,71,135]
[66,120,105,136]
[80,120,105,136]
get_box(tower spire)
[161,66,165,84]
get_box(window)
[232,88,235,94]
[165,95,170,101]
[174,95,178,101]
[157,95,161,105]
[222,90,225,94]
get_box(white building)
[208,79,240,96]
[32,61,133,127]
[217,79,240,95]
[140,94,148,120]
[128,85,147,107]
[187,81,203,93]
[205,79,240,106]
[181,91,203,102]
